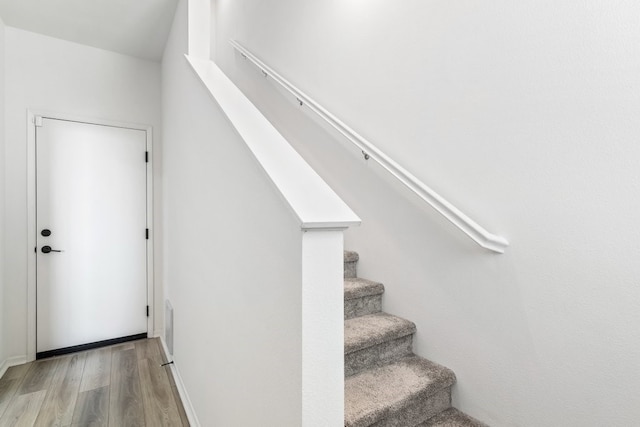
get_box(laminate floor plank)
[134,339,162,365]
[109,349,144,427]
[170,385,190,427]
[34,352,87,426]
[155,341,189,426]
[156,346,178,389]
[138,358,182,427]
[110,342,135,353]
[79,348,112,393]
[72,386,109,427]
[0,378,20,420]
[0,339,189,427]
[0,363,33,420]
[18,360,59,396]
[145,339,189,426]
[0,390,47,426]
[2,364,33,382]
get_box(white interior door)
[36,118,148,355]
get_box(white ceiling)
[0,0,178,61]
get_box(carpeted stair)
[344,251,488,427]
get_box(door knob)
[41,246,63,253]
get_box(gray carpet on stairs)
[345,356,455,427]
[343,250,489,427]
[344,250,359,279]
[345,312,416,354]
[344,278,384,319]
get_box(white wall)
[212,1,640,426]
[0,14,6,368]
[161,1,304,424]
[3,27,163,360]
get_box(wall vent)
[165,300,174,355]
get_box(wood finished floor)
[0,338,189,426]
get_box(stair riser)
[345,335,413,377]
[345,294,382,319]
[368,387,451,427]
[416,408,489,427]
[344,260,357,278]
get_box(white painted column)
[301,229,345,426]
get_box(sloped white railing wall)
[185,55,360,426]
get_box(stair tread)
[344,250,359,262]
[416,408,488,427]
[345,312,416,354]
[344,278,384,301]
[345,355,456,427]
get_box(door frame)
[26,109,155,362]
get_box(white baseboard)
[158,337,201,427]
[0,356,28,379]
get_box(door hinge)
[146,228,149,239]
[146,305,150,317]
[35,116,43,127]
[145,151,149,163]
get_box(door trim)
[27,109,155,362]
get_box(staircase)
[344,251,487,427]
